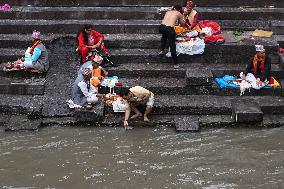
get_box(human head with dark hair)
[77,24,93,44]
[116,87,130,99]
[172,4,182,11]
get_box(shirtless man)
[159,5,185,69]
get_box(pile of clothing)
[215,74,280,96]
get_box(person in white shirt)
[71,68,104,110]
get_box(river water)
[0,126,283,189]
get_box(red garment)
[184,13,198,30]
[204,35,225,44]
[199,20,221,35]
[77,29,108,63]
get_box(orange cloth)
[91,67,107,87]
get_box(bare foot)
[131,113,142,119]
[144,116,150,122]
[173,65,181,69]
[158,50,165,56]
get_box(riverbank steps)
[0,0,284,131]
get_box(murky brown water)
[0,126,283,189]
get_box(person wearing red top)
[183,1,198,30]
[77,25,109,63]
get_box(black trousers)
[159,24,178,64]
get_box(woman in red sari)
[183,1,198,30]
[77,25,109,63]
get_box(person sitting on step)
[90,58,108,88]
[241,45,271,89]
[71,68,105,110]
[117,86,155,129]
[4,30,49,73]
[183,1,199,30]
[77,25,110,64]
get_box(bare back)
[161,10,185,27]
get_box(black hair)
[77,24,93,44]
[173,4,182,11]
[116,87,130,97]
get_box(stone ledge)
[1,7,284,21]
[0,19,274,34]
[0,76,45,95]
[231,99,263,123]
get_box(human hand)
[256,78,262,86]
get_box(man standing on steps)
[159,4,186,69]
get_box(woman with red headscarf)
[77,25,109,63]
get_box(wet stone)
[4,115,41,131]
[231,99,263,123]
[74,101,104,122]
[174,116,199,132]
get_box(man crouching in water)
[117,86,154,129]
[159,4,185,69]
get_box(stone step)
[0,94,43,117]
[0,76,45,95]
[0,32,279,51]
[1,7,283,21]
[0,19,272,34]
[1,46,280,65]
[271,20,284,35]
[7,0,284,8]
[274,35,284,47]
[116,77,188,95]
[152,95,284,115]
[101,114,284,129]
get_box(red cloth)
[77,29,108,63]
[184,13,198,30]
[199,20,221,35]
[204,35,225,44]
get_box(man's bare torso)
[161,10,183,27]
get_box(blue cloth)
[215,75,272,89]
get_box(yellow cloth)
[129,86,154,98]
[174,26,188,35]
[268,77,280,88]
[252,29,273,38]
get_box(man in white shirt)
[71,68,104,110]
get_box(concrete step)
[1,46,279,65]
[152,95,284,115]
[0,94,43,117]
[0,31,279,50]
[6,0,284,8]
[0,19,272,34]
[101,114,284,129]
[0,76,45,95]
[271,20,284,35]
[1,7,284,21]
[117,77,189,95]
[274,35,284,47]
